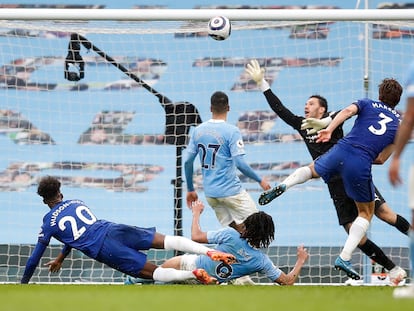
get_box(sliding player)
[128,200,309,285]
[21,176,236,284]
[246,59,408,285]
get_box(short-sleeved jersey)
[338,98,401,161]
[195,227,282,283]
[186,119,246,197]
[39,199,110,258]
[315,99,401,202]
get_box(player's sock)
[358,238,395,270]
[340,216,370,261]
[164,235,209,255]
[283,166,312,190]
[393,214,411,235]
[153,266,194,282]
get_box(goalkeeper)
[21,176,236,284]
[246,59,410,285]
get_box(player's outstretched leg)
[334,256,361,280]
[207,250,237,265]
[258,184,286,205]
[192,269,217,285]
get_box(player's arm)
[184,151,199,207]
[234,155,270,191]
[21,241,48,284]
[274,245,309,285]
[393,96,414,159]
[45,244,72,273]
[317,104,358,143]
[373,144,394,164]
[389,96,414,185]
[190,200,208,243]
[245,59,302,129]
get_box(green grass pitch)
[1,284,413,311]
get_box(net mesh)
[0,14,412,284]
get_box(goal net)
[0,8,412,285]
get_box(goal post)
[0,8,412,284]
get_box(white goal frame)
[0,9,412,21]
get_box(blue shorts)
[95,224,156,277]
[314,143,375,202]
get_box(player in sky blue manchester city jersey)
[259,78,403,281]
[21,176,236,284]
[184,91,270,234]
[158,200,308,285]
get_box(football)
[207,16,231,41]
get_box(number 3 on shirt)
[58,205,97,240]
[368,112,393,135]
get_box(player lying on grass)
[255,76,402,281]
[126,200,308,285]
[21,176,236,284]
[246,59,409,286]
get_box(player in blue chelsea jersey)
[258,78,403,280]
[158,200,309,285]
[21,176,236,284]
[184,91,271,234]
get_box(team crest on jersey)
[236,139,245,149]
[215,262,233,279]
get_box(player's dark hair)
[309,94,328,113]
[210,91,229,114]
[241,211,275,248]
[378,78,402,108]
[37,176,61,201]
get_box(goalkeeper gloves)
[300,116,332,134]
[245,59,270,92]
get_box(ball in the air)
[208,16,231,41]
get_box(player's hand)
[246,59,265,84]
[186,191,198,209]
[301,116,332,135]
[316,129,332,143]
[191,200,204,214]
[388,158,402,186]
[296,245,309,264]
[45,259,62,273]
[260,178,271,191]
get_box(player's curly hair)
[37,175,61,201]
[241,211,275,249]
[378,78,402,108]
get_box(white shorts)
[409,166,414,210]
[206,189,259,226]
